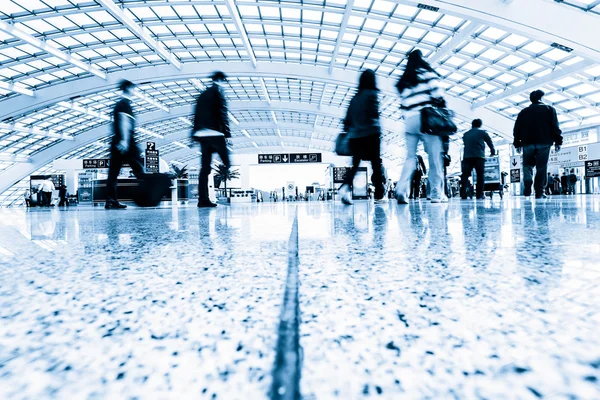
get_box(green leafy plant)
[171,164,188,179]
[213,163,240,191]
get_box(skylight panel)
[416,9,439,23]
[364,19,385,31]
[383,22,405,35]
[281,7,300,20]
[521,41,549,54]
[496,73,517,83]
[194,5,219,17]
[303,9,322,21]
[562,56,585,66]
[460,42,486,55]
[573,108,597,118]
[357,36,376,46]
[15,0,47,12]
[44,16,77,30]
[323,12,342,24]
[393,4,418,18]
[570,83,597,95]
[516,61,542,74]
[544,48,570,62]
[444,56,464,67]
[403,26,425,39]
[498,54,523,67]
[554,76,580,87]
[462,62,483,72]
[480,27,507,41]
[479,48,505,61]
[501,34,528,47]
[423,32,446,45]
[437,15,463,29]
[375,38,394,50]
[347,16,365,27]
[560,100,582,110]
[68,13,96,26]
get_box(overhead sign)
[83,158,110,169]
[585,159,600,178]
[257,153,322,164]
[145,141,159,173]
[290,153,322,163]
[333,167,351,183]
[510,169,521,183]
[258,153,289,164]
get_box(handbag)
[335,132,352,156]
[420,106,457,136]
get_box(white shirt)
[40,180,55,192]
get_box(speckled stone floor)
[0,197,599,400]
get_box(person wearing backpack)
[568,169,578,195]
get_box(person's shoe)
[105,201,127,209]
[523,188,532,197]
[197,200,218,208]
[440,196,449,203]
[396,193,408,204]
[476,196,486,200]
[535,194,547,199]
[374,197,387,204]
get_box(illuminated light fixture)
[260,78,271,104]
[229,112,240,125]
[0,20,106,79]
[178,117,192,126]
[190,78,205,91]
[173,141,189,149]
[252,142,259,148]
[137,127,164,139]
[271,110,278,124]
[0,122,74,140]
[0,80,34,97]
[241,129,251,139]
[276,129,282,138]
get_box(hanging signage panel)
[585,159,600,178]
[290,153,322,163]
[258,154,289,164]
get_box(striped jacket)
[397,68,443,119]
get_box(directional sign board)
[333,167,351,183]
[83,158,111,169]
[510,155,522,169]
[258,153,289,164]
[145,141,159,173]
[290,153,322,163]
[585,159,600,178]
[510,169,521,183]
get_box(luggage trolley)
[473,155,504,199]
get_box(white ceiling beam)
[0,154,31,163]
[428,22,482,64]
[473,60,595,109]
[0,122,74,141]
[394,0,600,63]
[0,20,106,80]
[260,78,271,104]
[329,0,354,75]
[96,0,181,69]
[224,0,257,68]
[0,80,35,97]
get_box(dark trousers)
[461,157,485,199]
[342,135,385,199]
[199,137,230,201]
[42,191,52,206]
[523,144,552,196]
[410,172,422,199]
[58,197,67,207]
[107,145,145,203]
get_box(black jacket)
[343,89,381,139]
[192,84,231,138]
[513,102,563,147]
[463,128,495,159]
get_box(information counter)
[92,178,189,204]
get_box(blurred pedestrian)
[461,119,495,200]
[338,69,387,205]
[513,90,563,199]
[192,71,231,208]
[394,50,448,204]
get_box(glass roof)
[0,0,599,206]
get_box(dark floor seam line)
[270,208,302,400]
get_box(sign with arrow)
[585,159,600,178]
[510,155,521,169]
[257,153,289,164]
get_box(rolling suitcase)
[134,173,172,207]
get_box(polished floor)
[0,197,599,400]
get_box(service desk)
[92,178,189,204]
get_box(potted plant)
[213,163,240,195]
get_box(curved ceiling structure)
[1,0,600,206]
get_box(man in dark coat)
[461,119,495,200]
[513,90,563,199]
[106,80,145,209]
[192,71,231,208]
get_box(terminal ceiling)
[1,0,600,205]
